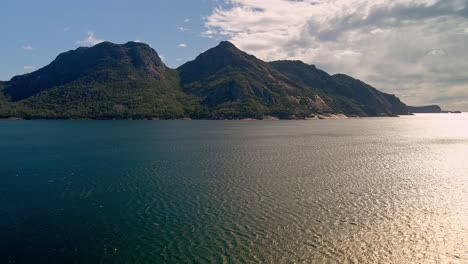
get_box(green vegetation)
[178,41,332,119]
[270,60,408,116]
[0,82,15,118]
[15,75,201,119]
[0,41,409,119]
[2,42,203,119]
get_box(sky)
[1,0,467,110]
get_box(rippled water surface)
[1,114,467,263]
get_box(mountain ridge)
[177,40,333,119]
[270,60,408,116]
[1,41,413,119]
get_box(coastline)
[0,113,373,121]
[14,112,464,122]
[4,113,465,121]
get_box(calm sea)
[1,114,467,263]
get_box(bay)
[1,114,467,263]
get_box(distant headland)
[407,105,461,114]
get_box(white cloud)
[76,31,104,46]
[160,55,165,61]
[184,18,190,23]
[177,26,190,32]
[204,0,468,111]
[134,39,142,43]
[21,44,35,51]
[23,65,36,70]
[178,43,188,48]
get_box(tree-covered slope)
[0,82,11,118]
[2,42,200,119]
[177,41,332,119]
[270,60,408,116]
[1,41,410,119]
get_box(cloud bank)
[204,0,468,110]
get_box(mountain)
[1,41,411,119]
[407,105,442,113]
[1,41,199,119]
[177,41,332,119]
[270,60,408,116]
[0,82,11,117]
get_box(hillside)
[177,41,331,119]
[1,41,411,119]
[270,60,408,116]
[2,42,200,119]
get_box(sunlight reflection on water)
[0,114,467,263]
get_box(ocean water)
[0,114,467,263]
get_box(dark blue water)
[1,115,467,263]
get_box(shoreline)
[0,113,406,121]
